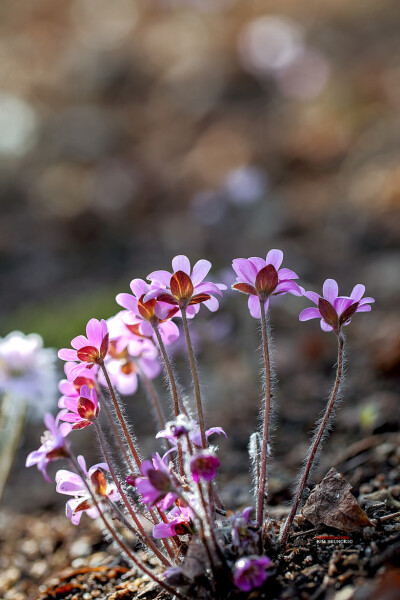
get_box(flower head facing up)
[59,384,99,430]
[153,502,195,539]
[145,255,227,314]
[299,279,375,333]
[58,319,109,375]
[56,456,120,525]
[190,450,220,483]
[130,452,178,510]
[233,555,272,592]
[116,279,179,345]
[25,413,71,481]
[232,250,302,318]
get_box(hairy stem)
[98,387,136,473]
[181,308,207,449]
[99,361,141,470]
[136,362,166,430]
[152,325,181,418]
[256,298,272,530]
[280,335,345,545]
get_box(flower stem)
[181,308,207,449]
[98,387,136,473]
[99,361,142,470]
[152,325,181,418]
[93,421,173,565]
[256,298,272,531]
[67,454,189,600]
[136,362,166,430]
[280,335,345,545]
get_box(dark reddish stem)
[280,335,344,545]
[98,386,136,473]
[181,308,207,449]
[256,298,272,531]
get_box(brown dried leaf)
[302,468,373,532]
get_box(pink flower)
[58,384,99,430]
[233,555,272,592]
[116,279,179,344]
[156,415,227,447]
[58,319,109,377]
[58,362,97,409]
[153,503,194,538]
[129,452,178,510]
[145,255,227,314]
[232,250,303,318]
[56,456,120,525]
[25,413,71,481]
[299,279,375,333]
[190,450,220,483]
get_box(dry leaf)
[302,467,373,532]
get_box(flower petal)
[130,279,148,299]
[350,284,365,302]
[232,258,257,285]
[248,256,266,271]
[299,307,321,321]
[248,295,262,318]
[323,279,339,304]
[172,255,191,275]
[86,319,103,348]
[320,318,333,332]
[58,349,78,361]
[147,270,172,286]
[266,249,283,270]
[277,268,298,280]
[191,259,211,286]
[203,296,219,312]
[116,293,138,312]
[232,282,257,295]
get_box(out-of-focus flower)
[129,452,178,510]
[153,502,194,538]
[58,319,109,377]
[232,250,303,318]
[0,331,58,417]
[145,255,227,314]
[25,414,71,481]
[190,450,220,483]
[224,166,268,206]
[58,384,99,430]
[56,456,120,525]
[299,280,374,333]
[116,279,179,344]
[233,555,272,592]
[230,506,259,552]
[156,415,226,447]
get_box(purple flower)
[153,503,194,538]
[156,415,227,447]
[116,279,179,344]
[233,555,272,592]
[58,362,97,409]
[230,507,259,551]
[130,452,178,510]
[58,319,109,376]
[232,250,303,318]
[25,413,71,481]
[190,450,220,483]
[299,279,375,333]
[145,255,227,314]
[58,384,99,430]
[56,456,120,525]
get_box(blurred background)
[0,0,399,517]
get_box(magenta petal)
[58,349,78,361]
[320,318,333,332]
[153,522,175,538]
[143,289,162,302]
[334,297,353,316]
[359,296,375,305]
[350,284,365,302]
[323,279,339,304]
[356,304,372,312]
[194,281,223,296]
[130,278,148,299]
[303,291,320,305]
[191,259,211,286]
[248,256,266,271]
[172,255,191,275]
[248,295,261,318]
[232,258,257,285]
[71,335,89,350]
[159,321,179,344]
[116,293,138,312]
[266,249,284,270]
[299,307,321,321]
[274,280,302,296]
[56,470,85,495]
[147,270,172,285]
[86,319,103,348]
[277,267,298,280]
[203,296,219,312]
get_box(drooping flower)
[56,456,120,525]
[99,313,161,395]
[58,384,99,430]
[299,279,375,333]
[145,255,227,314]
[153,502,195,538]
[190,450,220,483]
[232,249,303,318]
[58,319,109,377]
[230,507,259,552]
[129,452,178,510]
[116,279,179,344]
[233,555,272,592]
[25,413,71,481]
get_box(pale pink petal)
[203,296,219,312]
[266,249,283,270]
[66,498,83,525]
[56,471,85,495]
[143,289,163,302]
[323,279,339,304]
[139,321,154,337]
[248,256,266,271]
[62,397,79,412]
[277,268,298,280]
[116,293,138,312]
[350,284,365,302]
[159,321,179,344]
[359,296,375,305]
[86,319,103,348]
[320,319,333,332]
[172,255,191,275]
[71,335,89,350]
[274,280,302,296]
[154,302,173,320]
[303,291,320,305]
[60,412,81,423]
[130,279,148,299]
[191,259,211,286]
[248,295,261,318]
[299,307,321,321]
[140,357,161,379]
[58,349,78,361]
[77,455,88,474]
[334,297,353,315]
[356,304,372,312]
[147,270,172,286]
[116,373,138,395]
[194,282,223,296]
[232,258,257,285]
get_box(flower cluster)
[24,251,374,599]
